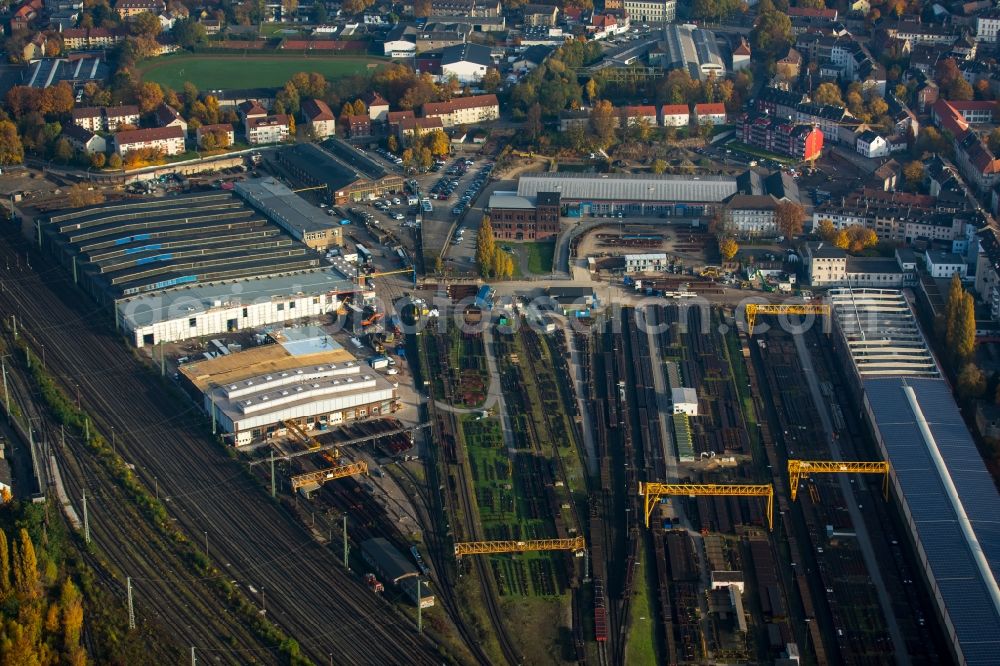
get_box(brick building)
[487,191,561,240]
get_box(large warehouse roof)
[863,377,1000,665]
[44,192,322,299]
[828,288,938,377]
[516,172,739,203]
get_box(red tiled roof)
[246,115,289,129]
[932,99,970,136]
[733,38,751,56]
[362,91,388,107]
[387,110,415,123]
[116,125,184,144]
[400,117,443,131]
[788,6,836,18]
[623,105,657,116]
[660,104,689,115]
[948,100,998,112]
[302,98,334,122]
[695,103,726,115]
[422,94,499,116]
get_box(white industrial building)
[624,253,668,273]
[117,268,360,347]
[671,387,698,415]
[184,326,398,446]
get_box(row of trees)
[816,220,878,253]
[475,217,515,279]
[0,527,86,665]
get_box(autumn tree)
[12,528,38,601]
[129,11,161,37]
[525,102,542,142]
[53,138,73,163]
[751,0,793,58]
[476,216,497,278]
[957,363,986,399]
[813,82,844,107]
[135,81,164,114]
[481,68,501,93]
[0,529,9,601]
[60,577,83,655]
[903,161,925,190]
[833,229,849,249]
[589,100,616,148]
[652,159,667,174]
[429,129,450,157]
[108,153,123,170]
[0,121,24,165]
[774,200,805,238]
[816,218,837,242]
[719,236,739,262]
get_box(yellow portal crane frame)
[291,461,369,491]
[787,459,890,501]
[293,185,328,193]
[639,482,774,531]
[744,303,831,335]
[454,537,586,557]
[282,420,367,491]
[357,268,417,288]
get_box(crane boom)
[787,459,890,501]
[744,303,830,335]
[291,461,369,491]
[639,482,774,530]
[454,537,586,557]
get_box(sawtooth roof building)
[830,287,1000,665]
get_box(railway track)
[0,232,441,665]
[423,327,522,665]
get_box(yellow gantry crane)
[639,482,775,531]
[283,419,369,492]
[744,303,831,335]
[454,537,586,557]
[787,459,890,502]
[357,267,417,288]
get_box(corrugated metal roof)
[516,172,738,203]
[863,377,1000,665]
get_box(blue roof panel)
[863,377,1000,661]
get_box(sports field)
[137,54,386,90]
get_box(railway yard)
[0,187,983,666]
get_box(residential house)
[693,103,726,125]
[114,0,164,18]
[301,99,335,138]
[621,105,658,127]
[660,104,690,127]
[978,9,1000,43]
[856,129,889,158]
[776,48,802,78]
[522,4,558,26]
[237,100,268,122]
[924,250,967,278]
[114,125,185,156]
[426,0,501,17]
[397,116,444,139]
[511,45,551,72]
[623,0,676,23]
[362,92,390,123]
[732,38,751,71]
[153,103,187,132]
[421,94,499,127]
[723,194,780,237]
[246,115,290,145]
[589,13,629,40]
[441,43,493,84]
[71,105,140,132]
[344,114,371,138]
[60,27,126,50]
[956,130,1000,193]
[61,124,106,155]
[739,114,824,160]
[11,0,43,32]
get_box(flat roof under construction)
[118,268,358,329]
[828,288,938,377]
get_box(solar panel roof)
[863,376,1000,664]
